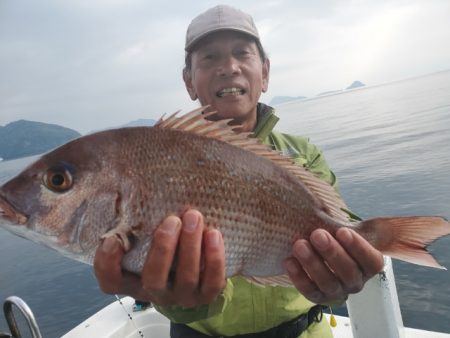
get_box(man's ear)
[262,58,270,93]
[183,69,198,100]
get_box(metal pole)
[347,257,405,338]
[3,296,42,338]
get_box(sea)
[1,70,450,337]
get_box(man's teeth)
[217,88,244,97]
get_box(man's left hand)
[284,228,384,304]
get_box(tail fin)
[356,216,450,269]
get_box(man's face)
[184,31,270,127]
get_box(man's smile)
[216,87,246,98]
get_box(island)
[0,120,81,160]
[346,81,365,90]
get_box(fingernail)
[161,216,181,235]
[338,228,353,246]
[207,230,221,248]
[312,230,329,250]
[183,211,198,232]
[101,236,119,253]
[285,259,299,275]
[294,241,310,260]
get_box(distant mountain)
[346,81,365,90]
[318,81,366,96]
[0,120,81,160]
[269,96,307,106]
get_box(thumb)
[94,236,125,293]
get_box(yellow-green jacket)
[155,103,336,337]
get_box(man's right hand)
[93,209,226,308]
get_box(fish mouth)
[216,87,245,98]
[0,193,28,225]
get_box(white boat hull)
[63,295,450,338]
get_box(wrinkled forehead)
[191,30,258,54]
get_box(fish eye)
[43,168,73,192]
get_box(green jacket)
[155,104,335,337]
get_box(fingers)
[284,257,325,303]
[94,209,226,307]
[336,228,384,277]
[310,230,364,293]
[174,210,204,307]
[200,229,226,303]
[141,210,226,307]
[94,236,152,301]
[288,228,385,304]
[94,236,125,294]
[141,215,182,305]
[292,238,345,302]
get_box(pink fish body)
[0,108,449,286]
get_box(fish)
[1,107,449,286]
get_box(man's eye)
[236,49,250,57]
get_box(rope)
[114,295,145,338]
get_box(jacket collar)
[253,103,279,140]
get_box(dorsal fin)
[155,108,350,222]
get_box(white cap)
[185,5,260,52]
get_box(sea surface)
[1,70,450,337]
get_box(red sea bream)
[1,108,449,286]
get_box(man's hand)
[284,228,384,304]
[94,209,226,308]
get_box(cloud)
[261,0,450,96]
[1,0,449,133]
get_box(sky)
[1,0,449,134]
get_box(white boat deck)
[63,258,450,338]
[63,296,450,338]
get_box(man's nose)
[217,57,241,76]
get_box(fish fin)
[155,106,216,130]
[156,108,350,222]
[357,216,450,269]
[101,230,131,252]
[155,106,254,144]
[155,109,181,128]
[287,167,350,223]
[246,274,293,287]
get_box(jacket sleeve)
[266,132,339,190]
[301,140,339,190]
[267,132,361,222]
[299,136,362,221]
[284,135,356,306]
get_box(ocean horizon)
[1,70,450,337]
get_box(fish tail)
[356,216,450,269]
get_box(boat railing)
[1,296,42,338]
[347,257,405,338]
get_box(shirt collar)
[252,103,279,140]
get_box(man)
[94,5,384,337]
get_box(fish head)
[0,132,128,264]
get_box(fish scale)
[0,108,450,287]
[98,126,329,277]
